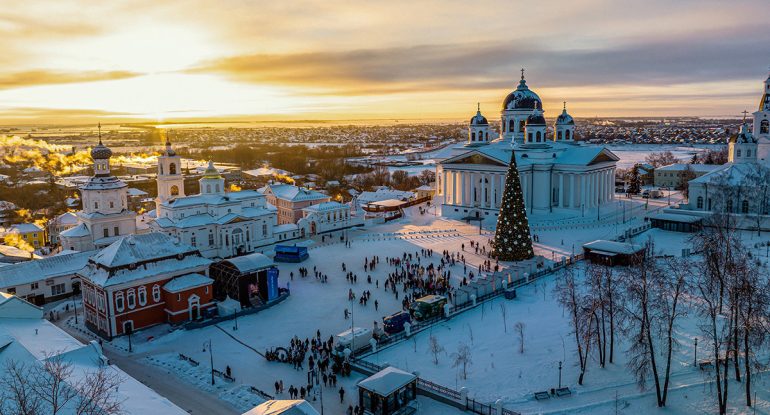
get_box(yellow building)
[6,223,46,249]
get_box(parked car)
[383,311,411,334]
[334,327,373,355]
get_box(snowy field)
[90,204,770,414]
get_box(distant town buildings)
[261,183,330,225]
[653,163,721,189]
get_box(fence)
[184,292,290,330]
[249,386,274,401]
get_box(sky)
[1,0,769,124]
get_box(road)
[56,315,239,415]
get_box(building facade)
[261,184,330,225]
[79,232,213,338]
[686,73,770,215]
[298,201,362,236]
[438,75,618,221]
[653,163,722,189]
[151,145,280,259]
[60,127,137,252]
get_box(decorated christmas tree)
[493,149,534,261]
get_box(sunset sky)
[1,0,769,124]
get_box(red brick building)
[79,233,214,339]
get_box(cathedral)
[437,72,619,222]
[149,139,286,258]
[686,73,770,215]
[60,125,137,252]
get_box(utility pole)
[693,337,697,366]
[203,340,214,385]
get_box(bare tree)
[555,266,591,385]
[645,151,679,168]
[697,260,731,415]
[428,335,444,365]
[451,342,472,380]
[0,353,124,415]
[514,322,526,354]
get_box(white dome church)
[437,71,619,222]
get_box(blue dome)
[502,78,542,111]
[470,110,488,125]
[556,109,575,125]
[91,143,112,160]
[526,111,546,126]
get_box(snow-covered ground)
[91,204,770,414]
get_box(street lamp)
[693,338,698,367]
[558,361,562,388]
[203,340,215,385]
[72,292,78,325]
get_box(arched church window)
[566,130,571,140]
[170,185,179,196]
[509,120,515,132]
[485,132,488,140]
[528,133,533,141]
[742,200,749,214]
[696,196,703,209]
[471,132,476,141]
[536,131,542,142]
[94,201,98,209]
[557,131,562,140]
[761,120,769,134]
[206,184,211,193]
[170,163,177,174]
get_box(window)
[471,132,476,141]
[215,184,220,192]
[737,149,742,157]
[191,235,197,247]
[761,119,769,134]
[114,226,119,236]
[103,228,109,238]
[566,130,571,140]
[262,223,268,236]
[726,200,733,213]
[152,285,161,302]
[30,282,38,290]
[127,289,136,309]
[557,131,562,140]
[742,200,749,214]
[6,287,15,294]
[170,185,179,196]
[747,149,752,157]
[51,283,65,296]
[696,196,703,209]
[109,201,114,208]
[97,295,104,311]
[115,292,124,312]
[94,201,98,209]
[177,293,181,301]
[205,286,209,294]
[170,162,177,175]
[208,233,215,246]
[138,287,147,306]
[206,184,211,193]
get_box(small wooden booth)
[582,240,645,267]
[358,367,418,415]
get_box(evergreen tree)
[493,150,534,261]
[628,164,641,194]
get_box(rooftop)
[358,366,417,396]
[163,273,213,293]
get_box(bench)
[534,391,551,400]
[555,387,572,397]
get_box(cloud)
[194,23,770,96]
[0,70,141,90]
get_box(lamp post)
[233,306,239,331]
[203,340,214,385]
[558,361,562,388]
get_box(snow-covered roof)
[222,252,274,274]
[656,163,722,173]
[274,223,299,233]
[126,188,149,197]
[689,162,765,185]
[55,212,79,225]
[302,201,347,213]
[163,190,265,209]
[646,212,703,224]
[243,400,319,415]
[440,140,619,169]
[265,184,329,202]
[0,201,18,211]
[415,185,434,191]
[243,167,293,178]
[0,244,35,260]
[154,206,275,229]
[90,233,197,269]
[357,188,415,204]
[8,223,43,234]
[60,223,91,238]
[358,366,417,396]
[0,251,92,288]
[162,273,213,293]
[583,240,644,255]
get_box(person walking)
[339,386,345,403]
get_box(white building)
[438,74,618,222]
[299,201,363,236]
[0,251,92,305]
[686,73,770,215]
[60,127,137,252]
[150,142,281,258]
[48,211,79,245]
